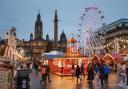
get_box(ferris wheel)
[78,6,106,56]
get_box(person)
[71,63,75,77]
[22,63,27,69]
[75,65,81,83]
[87,63,94,84]
[29,63,33,73]
[34,62,38,76]
[117,63,122,86]
[121,63,126,87]
[80,63,85,78]
[27,62,30,70]
[103,63,110,84]
[94,63,100,75]
[99,63,105,86]
[126,61,128,87]
[46,64,51,82]
[40,64,47,87]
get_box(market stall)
[103,53,124,71]
[49,37,89,76]
[0,61,14,89]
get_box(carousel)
[3,30,25,63]
[48,37,89,76]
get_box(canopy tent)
[43,50,64,59]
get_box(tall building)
[96,18,128,53]
[35,13,43,39]
[18,13,47,60]
[54,10,58,48]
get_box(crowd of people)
[71,60,128,88]
[72,61,111,86]
[13,59,128,88]
[117,61,128,88]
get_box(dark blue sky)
[0,0,128,40]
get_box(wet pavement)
[29,69,124,89]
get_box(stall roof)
[93,54,105,60]
[43,50,64,59]
[104,53,124,63]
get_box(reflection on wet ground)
[30,69,123,89]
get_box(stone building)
[18,13,47,60]
[96,18,128,53]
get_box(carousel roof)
[63,47,87,58]
[67,37,77,43]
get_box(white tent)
[43,50,64,59]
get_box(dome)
[60,31,67,42]
[68,37,77,43]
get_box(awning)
[43,50,64,59]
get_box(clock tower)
[34,12,43,39]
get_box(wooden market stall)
[103,53,124,71]
[103,53,123,63]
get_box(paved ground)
[29,69,124,89]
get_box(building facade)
[0,11,68,59]
[18,13,47,60]
[96,18,128,53]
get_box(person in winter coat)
[71,63,75,77]
[80,63,85,78]
[40,64,47,85]
[103,64,110,84]
[99,63,105,86]
[29,63,33,73]
[34,62,38,76]
[46,64,51,82]
[121,63,126,87]
[75,65,81,83]
[87,63,94,84]
[94,64,100,75]
[126,61,128,86]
